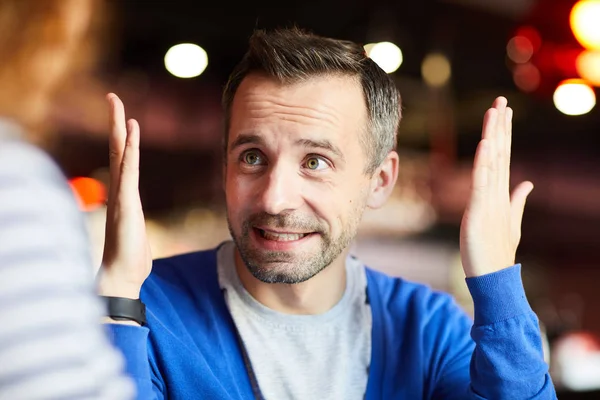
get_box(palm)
[99,94,152,298]
[459,97,533,277]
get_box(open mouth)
[255,228,314,242]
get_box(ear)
[366,151,399,209]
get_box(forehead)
[229,74,367,141]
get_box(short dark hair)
[222,27,401,174]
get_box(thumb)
[510,181,534,236]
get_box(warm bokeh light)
[570,1,600,50]
[164,43,208,78]
[515,26,542,53]
[576,50,600,86]
[513,63,541,92]
[507,36,534,64]
[421,53,451,87]
[69,177,106,212]
[553,79,596,116]
[365,41,403,73]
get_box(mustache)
[245,212,323,233]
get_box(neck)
[234,250,348,315]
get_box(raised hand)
[459,97,534,277]
[97,94,152,299]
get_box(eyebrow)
[295,138,345,162]
[229,133,345,163]
[229,134,265,153]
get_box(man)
[99,28,557,399]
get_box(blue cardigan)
[107,247,556,399]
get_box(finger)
[481,108,498,141]
[495,96,507,154]
[510,180,534,238]
[490,97,507,141]
[107,93,127,202]
[481,109,499,192]
[504,107,513,186]
[469,139,491,207]
[492,96,507,108]
[505,107,513,158]
[496,98,508,192]
[118,119,141,201]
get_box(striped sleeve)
[0,137,135,399]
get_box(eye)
[304,156,329,171]
[241,150,265,165]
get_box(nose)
[258,163,303,215]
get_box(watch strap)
[101,296,146,325]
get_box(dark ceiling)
[58,0,599,156]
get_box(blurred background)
[47,0,600,396]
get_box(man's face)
[225,74,373,284]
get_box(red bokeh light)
[69,177,106,212]
[515,26,542,53]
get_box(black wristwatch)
[102,296,147,326]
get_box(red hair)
[0,0,105,134]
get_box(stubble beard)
[227,210,363,284]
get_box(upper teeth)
[261,230,307,241]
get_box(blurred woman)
[0,1,134,398]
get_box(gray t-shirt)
[217,241,372,400]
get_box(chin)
[244,258,326,284]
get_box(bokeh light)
[515,26,542,53]
[576,50,600,86]
[365,42,403,73]
[69,177,106,212]
[553,79,596,116]
[513,63,541,93]
[164,43,208,78]
[507,36,534,64]
[421,53,451,87]
[570,1,600,50]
